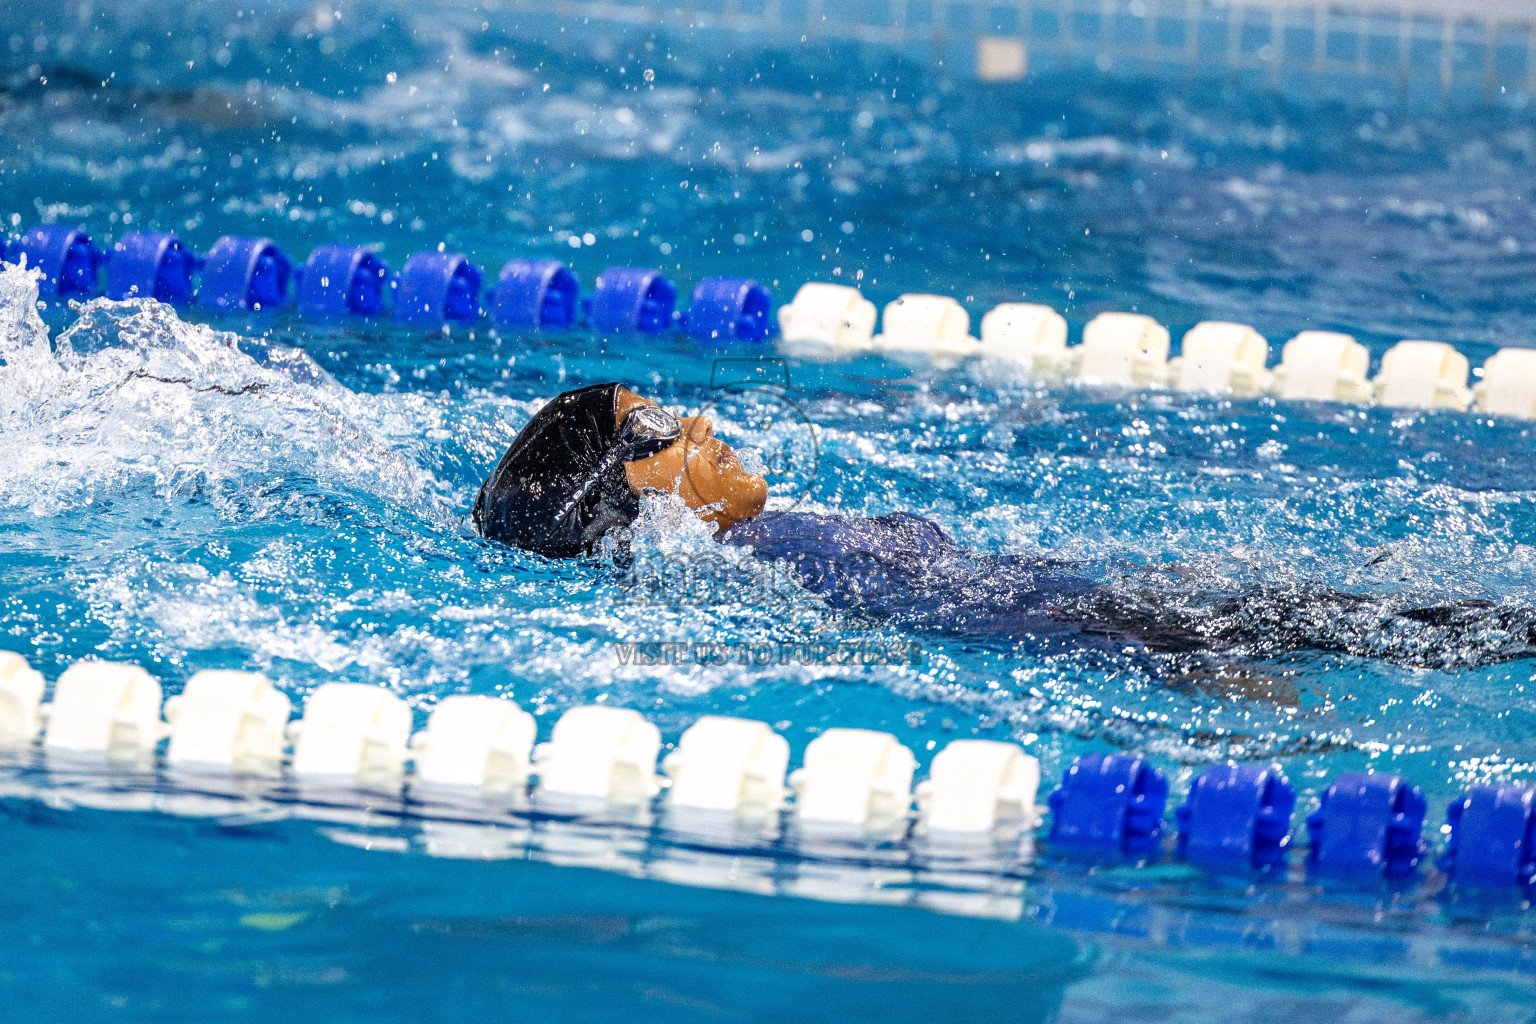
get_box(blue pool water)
[6,1,1536,1020]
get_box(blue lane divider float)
[296,244,389,318]
[1306,771,1427,880]
[1440,785,1536,894]
[1175,764,1295,873]
[6,222,759,337]
[197,235,292,313]
[687,276,774,343]
[392,250,481,326]
[1047,753,1168,859]
[105,231,199,304]
[491,258,580,329]
[589,266,677,334]
[5,225,105,299]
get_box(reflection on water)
[6,769,1536,1022]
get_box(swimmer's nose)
[679,416,715,442]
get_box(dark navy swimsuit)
[717,511,1182,654]
[716,511,1536,669]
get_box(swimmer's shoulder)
[717,510,954,559]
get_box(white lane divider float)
[43,660,163,764]
[288,682,412,783]
[915,739,1040,835]
[412,694,537,792]
[784,279,1536,421]
[1,651,1044,839]
[1473,347,1536,419]
[776,282,878,351]
[0,650,45,747]
[534,705,662,804]
[873,293,977,359]
[662,714,790,814]
[164,670,291,775]
[1073,312,1171,388]
[979,302,1069,378]
[789,727,917,828]
[1375,340,1472,411]
[1170,321,1271,397]
[1272,331,1374,403]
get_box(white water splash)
[0,260,448,523]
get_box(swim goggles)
[616,404,684,461]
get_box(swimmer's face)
[615,387,768,529]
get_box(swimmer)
[475,383,1536,671]
[474,382,769,557]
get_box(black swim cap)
[474,383,682,557]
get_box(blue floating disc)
[1440,785,1536,892]
[297,244,389,318]
[1175,764,1295,873]
[687,277,774,343]
[590,267,676,334]
[105,231,198,304]
[392,251,482,326]
[490,258,580,329]
[7,225,104,298]
[1306,771,1426,880]
[1047,753,1168,859]
[197,235,292,313]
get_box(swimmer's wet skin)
[476,383,1536,672]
